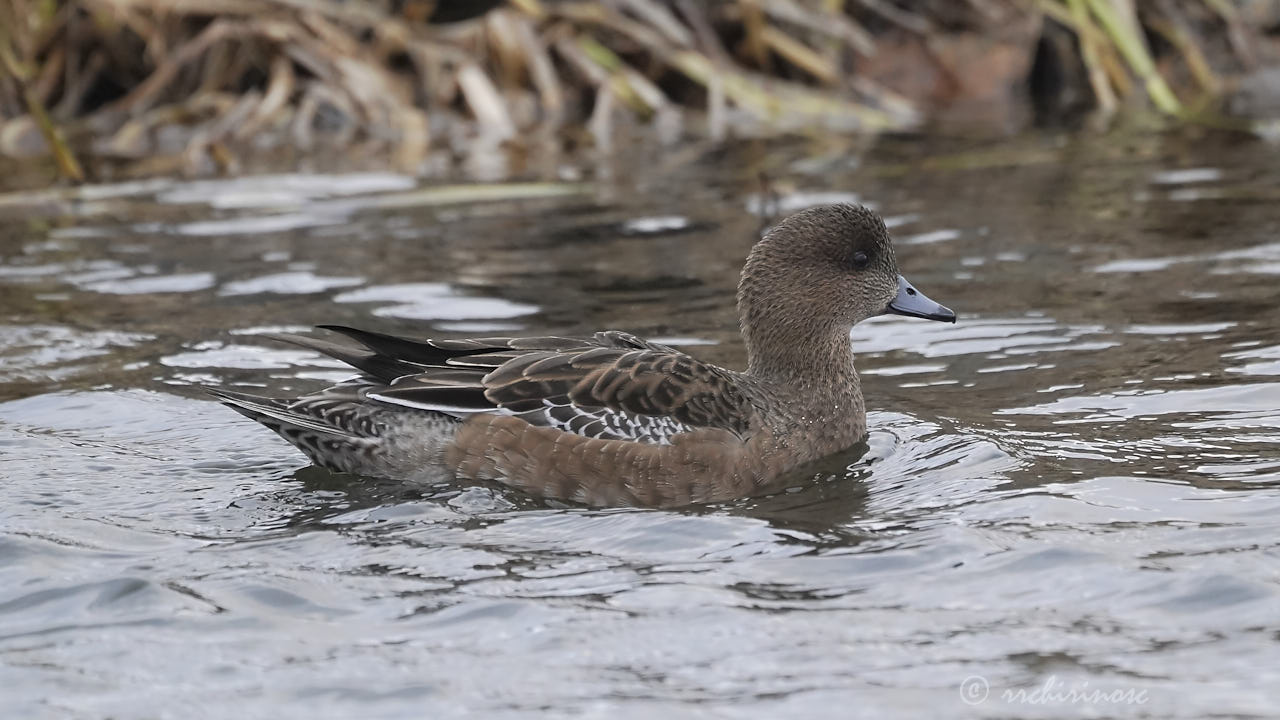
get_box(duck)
[210,203,956,507]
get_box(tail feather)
[207,386,458,481]
[207,388,362,440]
[268,332,422,383]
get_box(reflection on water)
[1,132,1279,718]
[333,283,540,321]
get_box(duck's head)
[738,203,955,377]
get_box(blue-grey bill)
[886,275,956,323]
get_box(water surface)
[2,131,1279,719]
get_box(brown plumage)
[210,203,956,507]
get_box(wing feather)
[296,326,754,444]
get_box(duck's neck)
[736,242,859,394]
[741,313,858,391]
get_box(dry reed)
[0,0,1271,182]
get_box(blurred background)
[3,0,1280,184]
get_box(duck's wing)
[300,325,754,445]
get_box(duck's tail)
[207,387,459,480]
[209,388,351,436]
[207,387,371,462]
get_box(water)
[2,130,1279,719]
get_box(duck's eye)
[852,251,870,269]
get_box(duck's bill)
[885,275,957,323]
